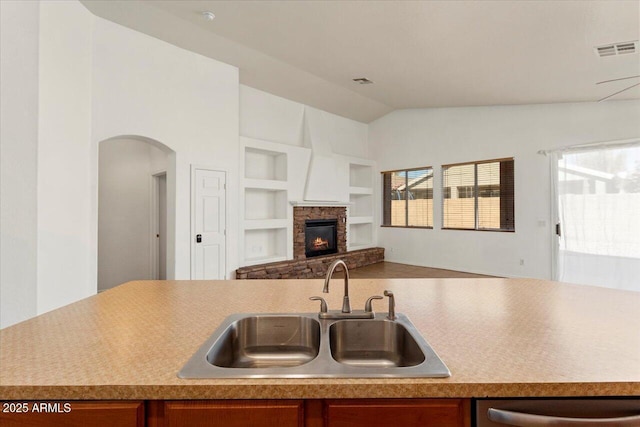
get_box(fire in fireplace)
[305,219,338,258]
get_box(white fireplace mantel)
[290,201,352,207]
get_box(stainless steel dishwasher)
[476,398,640,426]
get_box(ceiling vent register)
[595,41,637,57]
[352,77,374,84]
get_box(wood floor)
[347,261,494,279]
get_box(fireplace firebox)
[305,219,338,258]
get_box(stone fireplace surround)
[294,206,346,259]
[236,205,384,279]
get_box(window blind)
[382,167,433,228]
[442,163,476,229]
[407,168,433,227]
[442,159,515,231]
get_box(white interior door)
[192,168,226,279]
[151,171,168,280]
[158,173,167,280]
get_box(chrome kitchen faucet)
[323,259,351,313]
[309,259,386,320]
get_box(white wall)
[1,0,240,327]
[92,17,240,280]
[369,100,640,279]
[240,85,368,156]
[0,1,40,327]
[98,138,167,291]
[37,0,95,315]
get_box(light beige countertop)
[1,278,639,400]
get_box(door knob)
[196,234,202,243]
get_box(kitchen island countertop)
[1,278,638,400]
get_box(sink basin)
[207,315,320,368]
[179,312,450,379]
[329,320,425,367]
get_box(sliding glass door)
[552,141,640,291]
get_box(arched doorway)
[97,136,175,291]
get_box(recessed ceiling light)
[201,11,216,21]
[352,77,374,85]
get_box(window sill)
[380,225,433,229]
[442,227,515,233]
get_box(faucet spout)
[323,259,351,313]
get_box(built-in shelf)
[244,147,287,181]
[349,193,373,217]
[241,138,292,267]
[349,163,373,189]
[245,189,287,220]
[347,160,375,250]
[244,179,288,191]
[244,228,287,265]
[348,222,373,250]
[243,219,288,230]
[240,137,377,265]
[348,186,373,195]
[349,216,373,225]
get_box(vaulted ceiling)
[82,1,640,122]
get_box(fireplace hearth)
[305,219,338,258]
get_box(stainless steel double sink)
[178,313,450,378]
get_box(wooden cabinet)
[147,400,304,427]
[319,399,470,427]
[1,398,469,427]
[148,399,469,427]
[0,401,144,427]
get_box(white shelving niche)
[240,137,311,266]
[347,158,375,251]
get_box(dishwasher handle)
[488,408,640,426]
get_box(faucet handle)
[364,295,383,313]
[309,296,328,313]
[383,290,396,320]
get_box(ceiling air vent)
[595,41,637,57]
[352,77,374,85]
[596,45,616,57]
[616,42,636,54]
